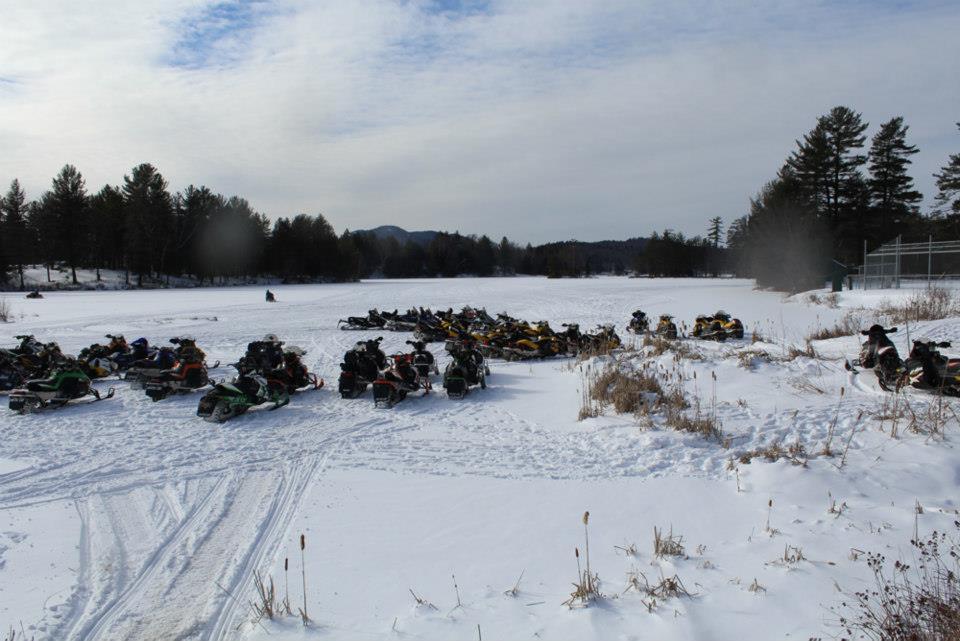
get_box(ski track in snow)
[0,278,956,640]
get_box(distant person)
[265,289,276,303]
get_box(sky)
[1,0,958,244]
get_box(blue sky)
[1,0,958,243]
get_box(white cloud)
[1,0,957,242]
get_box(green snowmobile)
[196,371,289,423]
[9,359,114,413]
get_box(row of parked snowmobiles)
[337,337,488,407]
[850,324,960,396]
[340,306,622,361]
[3,332,322,419]
[626,310,743,342]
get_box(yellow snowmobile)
[692,311,744,341]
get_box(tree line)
[0,162,644,288]
[4,114,957,291]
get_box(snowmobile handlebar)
[860,326,897,336]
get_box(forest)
[2,108,958,291]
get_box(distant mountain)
[357,225,439,246]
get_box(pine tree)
[867,117,922,240]
[88,185,127,279]
[784,107,868,264]
[49,165,89,285]
[933,123,960,218]
[123,163,173,286]
[707,216,723,247]
[2,180,31,289]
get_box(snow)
[0,276,958,640]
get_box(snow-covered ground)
[0,277,958,640]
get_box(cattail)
[300,534,308,624]
[582,512,592,592]
[284,557,290,614]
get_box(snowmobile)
[338,309,387,331]
[443,343,488,399]
[196,371,290,423]
[413,318,451,343]
[372,353,425,408]
[384,309,422,332]
[559,323,585,355]
[407,340,438,384]
[583,324,622,352]
[627,310,649,335]
[236,335,284,375]
[655,314,678,340]
[111,337,155,371]
[10,335,45,357]
[692,311,744,341]
[124,346,178,388]
[272,346,322,393]
[144,351,211,401]
[501,335,561,361]
[902,340,960,396]
[847,325,904,392]
[0,352,28,391]
[9,359,114,412]
[338,338,386,398]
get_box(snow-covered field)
[1,277,958,640]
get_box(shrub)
[836,522,960,641]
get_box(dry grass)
[250,572,281,623]
[735,440,807,466]
[878,286,960,324]
[806,313,863,341]
[664,403,723,440]
[653,526,686,559]
[786,342,817,360]
[624,568,693,601]
[579,363,664,419]
[0,298,10,323]
[738,348,772,369]
[642,334,703,360]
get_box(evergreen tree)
[867,117,922,241]
[27,193,58,283]
[2,179,31,289]
[707,216,723,247]
[123,163,173,286]
[88,185,126,279]
[933,123,960,219]
[49,164,89,284]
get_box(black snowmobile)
[559,323,585,356]
[384,309,422,332]
[196,369,290,423]
[443,342,488,399]
[9,359,114,413]
[847,325,904,392]
[407,340,438,387]
[338,338,386,398]
[372,353,425,408]
[236,335,285,375]
[902,340,960,396]
[655,314,678,340]
[338,309,387,331]
[627,310,649,335]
